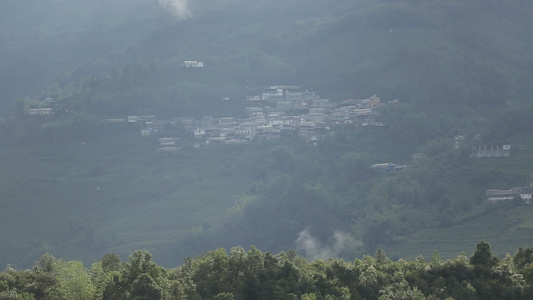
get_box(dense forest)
[2,242,533,299]
[1,0,533,281]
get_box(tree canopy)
[1,242,532,299]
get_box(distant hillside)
[0,0,170,115]
[1,0,532,116]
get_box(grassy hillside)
[3,103,533,268]
[388,204,533,260]
[0,130,281,267]
[0,0,171,115]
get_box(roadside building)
[486,187,533,204]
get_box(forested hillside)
[1,0,532,115]
[2,243,533,299]
[1,0,533,270]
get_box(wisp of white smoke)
[296,227,361,260]
[159,0,192,19]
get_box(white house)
[246,95,262,101]
[193,128,206,138]
[184,61,204,68]
[28,108,53,115]
[486,187,533,204]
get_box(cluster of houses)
[122,87,388,149]
[24,85,389,150]
[186,86,385,144]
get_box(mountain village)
[26,86,388,149]
[133,86,387,150]
[25,85,528,205]
[25,85,389,152]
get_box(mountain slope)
[2,0,532,116]
[1,0,533,268]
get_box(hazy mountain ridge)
[2,0,532,115]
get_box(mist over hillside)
[1,0,533,269]
[0,0,170,115]
[2,0,532,115]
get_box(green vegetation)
[1,0,533,275]
[1,0,533,116]
[3,100,533,269]
[0,127,277,267]
[2,242,533,299]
